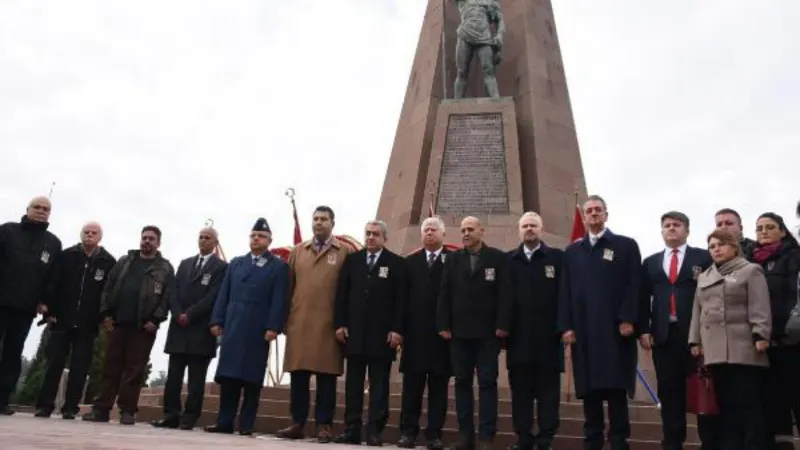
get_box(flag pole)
[48,181,55,198]
[441,0,447,99]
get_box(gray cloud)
[1,0,797,380]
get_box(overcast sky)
[1,0,797,383]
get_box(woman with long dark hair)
[753,212,800,450]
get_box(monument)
[376,0,588,254]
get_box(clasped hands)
[335,327,404,349]
[561,322,634,345]
[208,325,277,342]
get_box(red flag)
[570,204,586,242]
[291,198,302,245]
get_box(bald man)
[34,221,116,419]
[437,216,512,450]
[152,227,228,430]
[0,195,62,415]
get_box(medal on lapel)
[545,265,555,278]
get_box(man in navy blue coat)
[204,217,289,436]
[557,195,642,450]
[638,211,718,450]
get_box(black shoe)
[238,429,254,436]
[119,412,135,425]
[34,409,52,418]
[0,406,15,416]
[81,408,110,422]
[367,433,383,447]
[178,422,195,430]
[397,435,416,448]
[151,418,180,428]
[428,438,444,450]
[61,411,77,420]
[204,424,234,434]
[333,429,362,445]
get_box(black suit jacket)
[164,253,228,357]
[437,243,512,340]
[400,247,452,375]
[335,248,407,361]
[639,245,712,346]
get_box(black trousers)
[290,370,337,425]
[765,345,800,446]
[0,307,34,408]
[582,388,630,450]
[450,337,501,441]
[399,371,449,439]
[653,326,721,450]
[707,364,767,450]
[215,377,261,432]
[343,356,391,433]
[36,328,96,414]
[162,353,211,424]
[507,363,560,448]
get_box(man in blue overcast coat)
[204,217,289,436]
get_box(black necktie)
[368,253,376,270]
[428,253,436,268]
[192,257,203,276]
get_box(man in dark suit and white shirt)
[437,216,512,450]
[152,227,228,430]
[638,211,719,450]
[397,216,452,450]
[334,220,407,446]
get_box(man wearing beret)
[204,218,289,436]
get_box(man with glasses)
[151,227,227,430]
[558,195,642,450]
[204,218,289,436]
[83,225,175,425]
[0,195,62,415]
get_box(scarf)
[715,256,750,276]
[752,242,781,264]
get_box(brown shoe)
[316,424,333,443]
[275,423,305,440]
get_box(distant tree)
[14,327,52,405]
[149,370,167,387]
[83,330,109,404]
[142,361,153,387]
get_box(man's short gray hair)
[421,216,446,234]
[518,211,543,227]
[366,220,389,239]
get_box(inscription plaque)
[436,113,509,214]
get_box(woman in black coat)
[752,212,800,450]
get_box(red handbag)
[686,358,719,415]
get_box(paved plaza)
[0,413,330,449]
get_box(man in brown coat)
[276,206,352,443]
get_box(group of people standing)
[0,194,798,450]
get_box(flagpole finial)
[285,188,296,201]
[205,218,215,228]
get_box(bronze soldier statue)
[453,0,506,99]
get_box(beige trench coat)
[283,237,352,375]
[688,261,772,367]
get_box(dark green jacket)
[100,250,175,326]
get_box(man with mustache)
[638,212,719,450]
[437,216,512,450]
[558,195,642,450]
[333,220,407,446]
[83,225,175,425]
[204,218,289,436]
[34,221,116,420]
[0,195,62,415]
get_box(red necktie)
[669,249,679,317]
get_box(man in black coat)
[506,212,563,450]
[638,211,719,450]
[0,195,62,414]
[151,227,227,430]
[437,216,512,450]
[397,216,452,450]
[34,221,116,419]
[334,220,407,446]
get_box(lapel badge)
[692,265,702,280]
[256,257,267,267]
[154,281,163,295]
[379,266,389,278]
[94,269,105,281]
[545,265,555,278]
[603,248,614,261]
[485,267,496,281]
[327,253,338,265]
[766,261,775,272]
[440,254,446,263]
[201,273,211,286]
[40,250,50,264]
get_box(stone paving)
[0,413,337,449]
